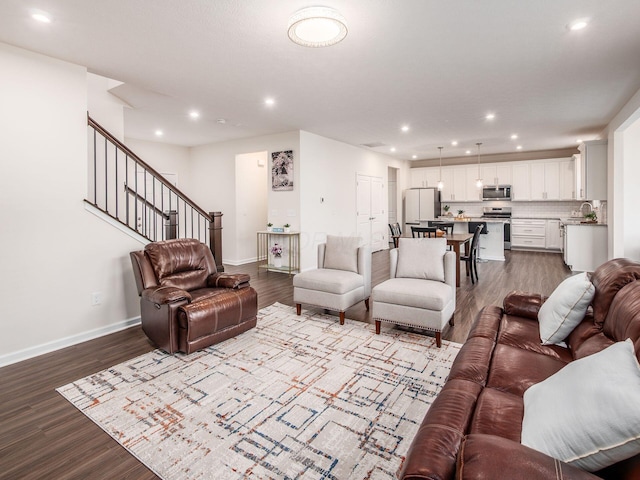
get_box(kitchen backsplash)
[442,200,607,221]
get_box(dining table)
[445,232,474,287]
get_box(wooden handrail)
[88,114,212,221]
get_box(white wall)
[235,152,268,264]
[87,73,128,142]
[605,85,640,258]
[621,119,640,261]
[0,43,144,365]
[189,132,300,265]
[299,131,409,270]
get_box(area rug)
[57,303,461,480]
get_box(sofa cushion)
[372,277,453,311]
[499,314,574,363]
[396,237,446,281]
[323,235,360,273]
[293,268,363,295]
[538,272,595,345]
[469,388,523,442]
[590,258,640,326]
[521,339,640,472]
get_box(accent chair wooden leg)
[296,304,301,316]
[449,314,455,326]
[339,311,345,325]
[375,320,381,334]
[364,298,370,311]
[435,331,442,348]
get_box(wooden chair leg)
[339,311,345,325]
[375,320,381,334]
[435,331,442,348]
[296,304,301,315]
[364,298,370,311]
[449,314,455,326]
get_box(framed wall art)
[271,150,293,191]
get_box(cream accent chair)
[294,236,372,324]
[372,237,456,347]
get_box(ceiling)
[1,0,640,161]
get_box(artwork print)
[271,150,293,191]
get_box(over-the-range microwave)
[482,185,512,201]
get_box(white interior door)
[356,174,385,252]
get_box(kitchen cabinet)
[530,161,561,200]
[546,220,562,250]
[559,159,576,200]
[564,224,608,272]
[512,218,546,248]
[577,140,607,200]
[411,167,441,188]
[440,166,469,202]
[511,163,530,201]
[481,163,512,186]
[465,166,482,201]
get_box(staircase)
[86,115,224,271]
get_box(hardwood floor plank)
[0,249,570,479]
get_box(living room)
[2,1,640,478]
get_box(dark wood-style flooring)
[0,249,570,479]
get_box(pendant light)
[437,146,444,191]
[475,142,483,188]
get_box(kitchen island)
[448,218,506,261]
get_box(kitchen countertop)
[512,216,562,220]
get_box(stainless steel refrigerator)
[404,188,441,234]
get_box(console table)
[257,230,300,275]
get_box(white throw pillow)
[538,272,595,345]
[395,237,446,282]
[521,339,640,471]
[323,235,360,273]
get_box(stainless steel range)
[482,207,512,250]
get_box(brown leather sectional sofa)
[400,258,640,480]
[130,239,258,354]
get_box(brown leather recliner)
[130,238,258,354]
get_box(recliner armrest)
[457,434,601,480]
[503,291,546,320]
[142,286,192,304]
[207,273,250,289]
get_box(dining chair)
[428,221,454,236]
[460,223,484,284]
[388,222,402,248]
[411,226,438,238]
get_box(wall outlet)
[91,292,102,306]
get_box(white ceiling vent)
[361,142,386,148]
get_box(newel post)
[209,211,224,272]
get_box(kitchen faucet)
[580,202,594,215]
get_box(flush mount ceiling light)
[287,6,348,47]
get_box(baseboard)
[224,256,259,266]
[0,316,141,368]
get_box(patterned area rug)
[57,303,461,480]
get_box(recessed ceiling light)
[451,140,458,146]
[32,13,51,23]
[576,138,583,143]
[401,125,409,133]
[412,155,417,159]
[516,145,523,150]
[189,111,200,119]
[465,150,471,155]
[511,134,518,140]
[155,130,163,137]
[265,97,275,106]
[568,19,588,31]
[287,6,348,48]
[390,147,396,153]
[485,113,495,120]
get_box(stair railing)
[86,115,224,271]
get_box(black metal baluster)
[104,136,108,212]
[93,128,97,205]
[115,146,119,221]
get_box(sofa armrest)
[142,286,192,304]
[457,434,601,480]
[503,291,546,320]
[207,273,250,289]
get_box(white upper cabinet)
[512,163,531,201]
[466,166,482,201]
[559,158,576,200]
[481,163,512,186]
[410,167,443,188]
[578,140,607,200]
[528,160,563,200]
[439,167,455,201]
